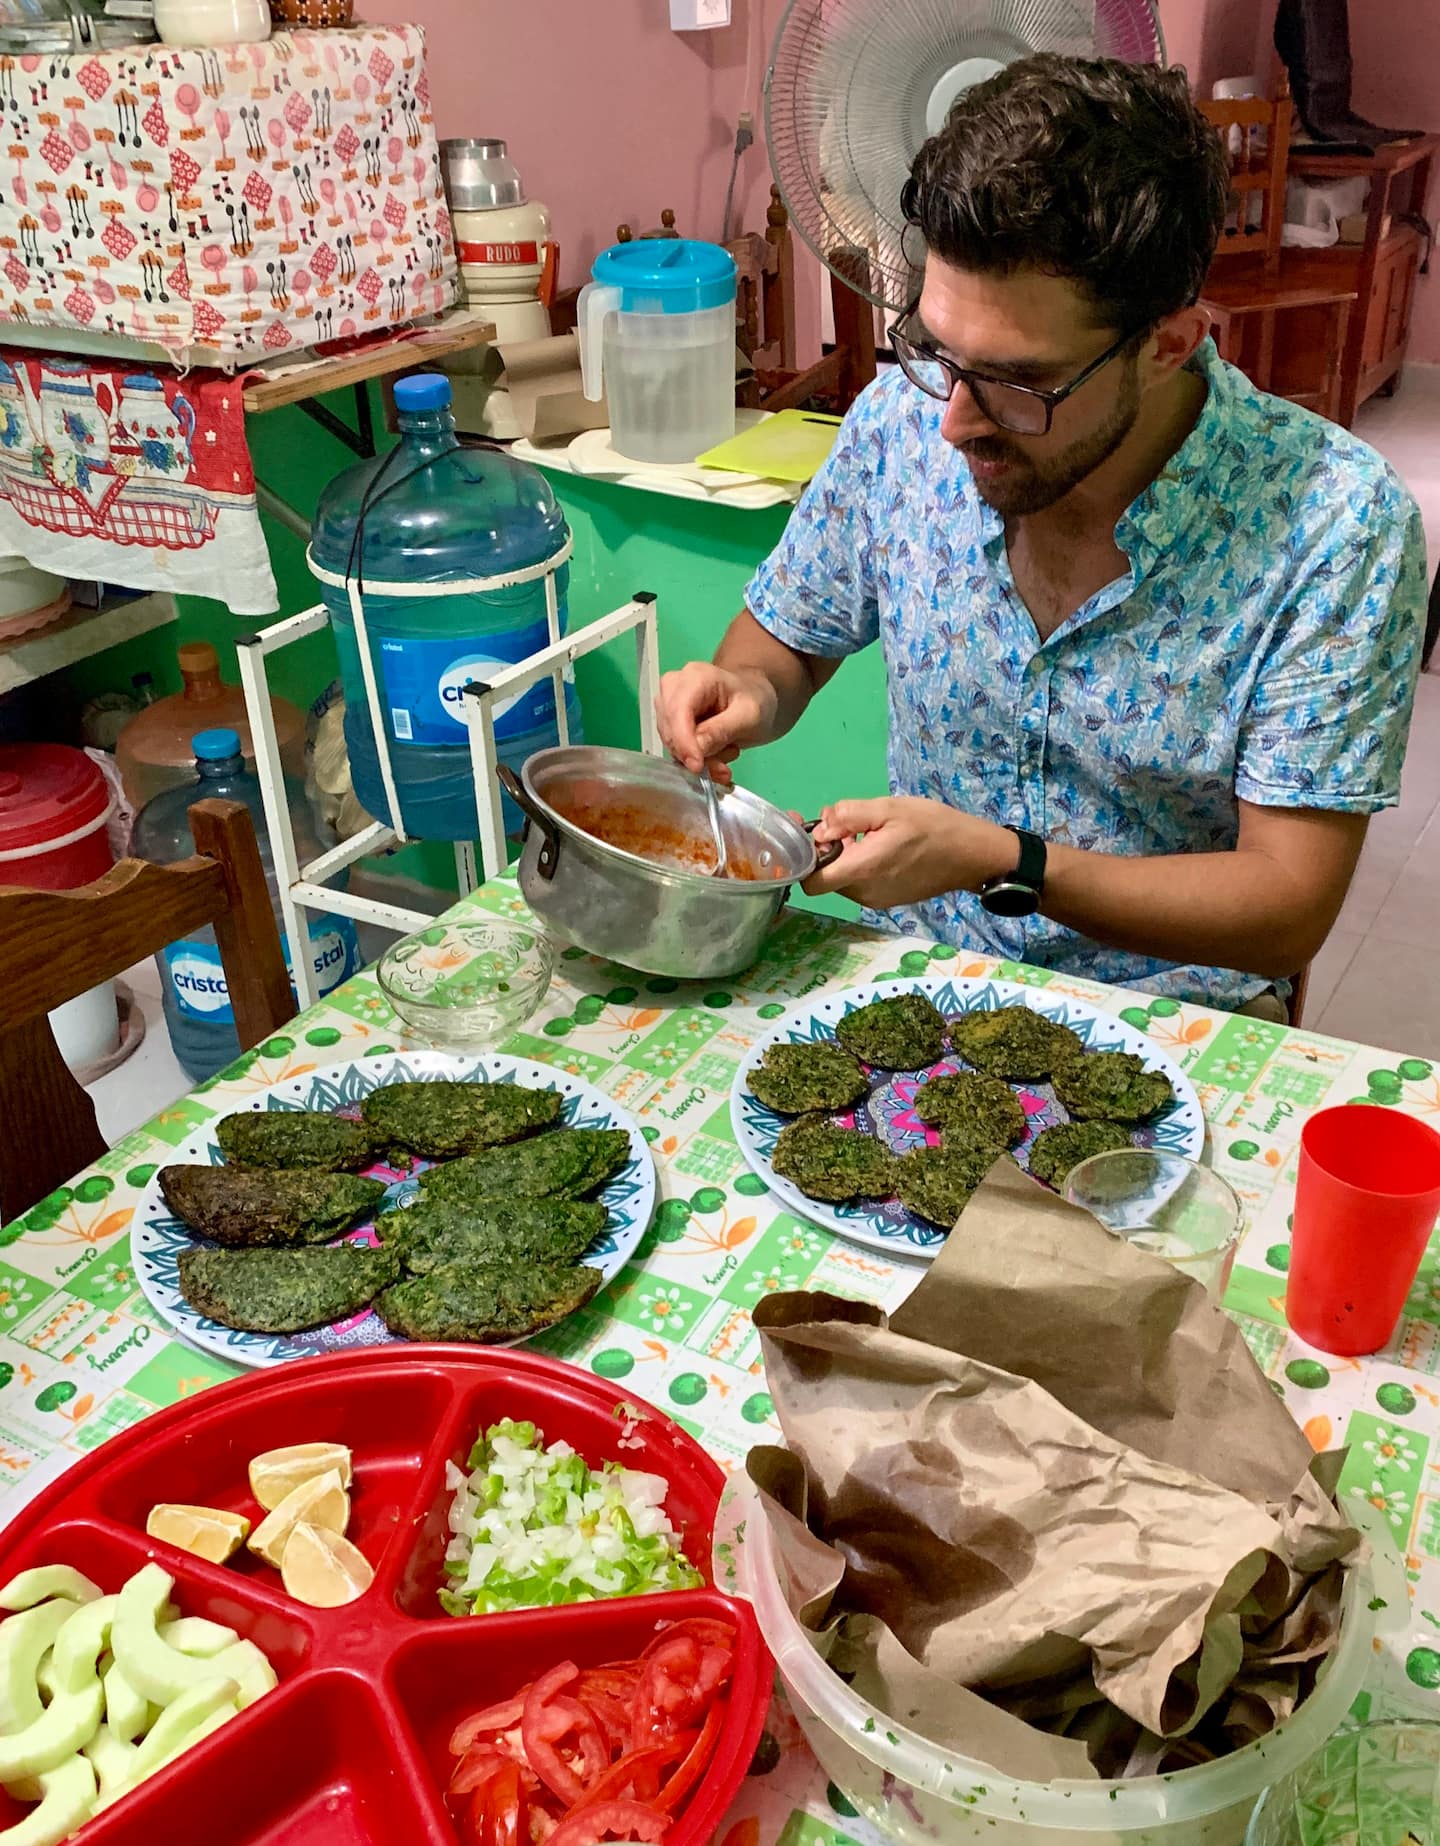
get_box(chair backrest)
[0,797,293,1222]
[1198,89,1294,277]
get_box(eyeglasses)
[888,305,1138,435]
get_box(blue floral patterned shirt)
[745,342,1427,1009]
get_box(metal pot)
[499,747,840,979]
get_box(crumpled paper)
[748,1157,1361,1780]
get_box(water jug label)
[379,626,557,747]
[165,919,361,1023]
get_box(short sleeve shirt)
[745,341,1427,1009]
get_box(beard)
[959,359,1142,516]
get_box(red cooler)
[0,743,119,1067]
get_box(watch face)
[980,879,1040,919]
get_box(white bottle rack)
[235,581,662,1012]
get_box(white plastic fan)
[765,0,1166,311]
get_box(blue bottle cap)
[192,728,242,760]
[393,373,452,412]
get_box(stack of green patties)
[749,996,1177,1232]
[164,1081,630,1343]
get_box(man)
[656,57,1426,1013]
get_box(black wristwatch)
[979,827,1046,918]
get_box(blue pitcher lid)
[591,239,736,313]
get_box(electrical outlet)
[670,0,730,29]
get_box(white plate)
[731,975,1206,1258]
[135,1051,656,1368]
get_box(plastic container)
[1288,1105,1440,1355]
[579,239,737,463]
[309,372,579,843]
[0,1345,771,1846]
[1246,1720,1440,1845]
[376,916,553,1047]
[130,728,360,1083]
[153,0,270,45]
[115,640,306,813]
[738,1477,1376,1846]
[0,742,120,1071]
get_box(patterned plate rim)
[729,974,1206,1258]
[134,1050,657,1368]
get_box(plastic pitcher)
[578,239,737,464]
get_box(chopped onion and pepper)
[445,1617,737,1844]
[440,1420,702,1618]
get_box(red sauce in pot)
[549,794,764,881]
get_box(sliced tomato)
[640,1618,734,1659]
[523,1665,589,1806]
[451,1747,512,1798]
[655,1701,725,1813]
[451,1696,529,1755]
[544,1695,609,1786]
[575,1686,631,1752]
[480,1761,525,1846]
[579,1736,691,1809]
[546,1798,668,1846]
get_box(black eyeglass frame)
[888,303,1142,435]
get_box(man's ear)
[1142,307,1210,385]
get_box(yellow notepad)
[697,410,843,483]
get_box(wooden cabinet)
[1286,136,1437,425]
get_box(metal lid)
[440,136,524,211]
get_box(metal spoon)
[700,766,729,878]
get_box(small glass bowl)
[377,917,554,1049]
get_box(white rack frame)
[236,587,662,1012]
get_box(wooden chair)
[0,798,293,1222]
[1198,88,1357,423]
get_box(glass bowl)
[1246,1720,1440,1844]
[377,917,554,1049]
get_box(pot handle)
[803,818,844,874]
[496,765,562,881]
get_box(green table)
[3,873,1439,1846]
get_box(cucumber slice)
[126,1678,236,1783]
[0,1680,104,1781]
[33,1656,56,1708]
[110,1566,232,1706]
[157,1618,236,1660]
[49,1596,118,1698]
[82,1725,138,1800]
[100,1662,149,1746]
[0,1602,82,1733]
[0,1572,100,1615]
[209,1641,276,1710]
[0,1757,96,1846]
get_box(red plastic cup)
[1287,1105,1440,1355]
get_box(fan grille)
[766,0,1165,310]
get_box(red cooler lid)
[0,743,109,855]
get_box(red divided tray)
[0,1347,771,1845]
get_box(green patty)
[177,1244,399,1334]
[360,1079,562,1160]
[1051,1052,1174,1123]
[1026,1121,1132,1189]
[418,1128,631,1205]
[913,1073,1026,1147]
[378,1259,602,1342]
[375,1196,607,1272]
[747,1041,870,1116]
[772,1118,900,1203]
[215,1110,373,1174]
[158,1166,386,1247]
[895,1143,1004,1228]
[949,1007,1085,1081]
[835,993,947,1070]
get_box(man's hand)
[805,797,1015,908]
[655,660,778,780]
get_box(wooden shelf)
[242,308,496,416]
[1289,133,1440,180]
[0,593,177,694]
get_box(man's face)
[912,258,1144,515]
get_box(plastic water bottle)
[131,729,362,1083]
[309,371,580,842]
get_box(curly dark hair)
[901,56,1229,333]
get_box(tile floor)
[85,366,1440,1140]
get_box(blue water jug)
[131,729,361,1083]
[309,372,578,842]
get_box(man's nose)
[941,376,1001,446]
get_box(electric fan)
[765,0,1166,312]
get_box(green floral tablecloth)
[3,872,1439,1846]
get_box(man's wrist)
[963,818,1027,893]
